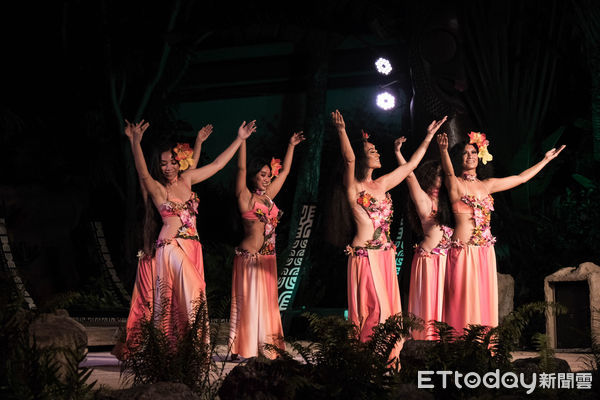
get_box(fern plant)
[0,276,97,400]
[120,289,234,399]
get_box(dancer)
[396,136,452,340]
[117,125,213,358]
[438,131,564,332]
[228,131,305,359]
[332,109,446,360]
[125,119,256,341]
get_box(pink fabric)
[408,251,446,340]
[443,245,498,333]
[347,248,403,360]
[125,256,155,343]
[228,253,284,358]
[241,201,280,221]
[153,238,208,341]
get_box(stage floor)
[82,346,597,391]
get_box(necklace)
[462,173,477,182]
[254,189,266,196]
[166,176,179,187]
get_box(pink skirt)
[347,248,403,359]
[125,255,155,343]
[407,250,446,340]
[153,238,208,341]
[228,253,284,359]
[443,245,498,333]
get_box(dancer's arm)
[331,110,355,192]
[484,145,565,193]
[191,124,213,169]
[266,131,305,199]
[437,132,460,200]
[183,120,256,185]
[380,117,446,191]
[235,140,252,206]
[125,119,163,201]
[396,138,432,218]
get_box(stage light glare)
[376,92,395,110]
[375,57,392,75]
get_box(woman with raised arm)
[125,119,256,341]
[437,131,565,333]
[228,131,305,359]
[114,124,214,359]
[331,109,445,360]
[396,136,453,340]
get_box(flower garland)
[345,191,395,257]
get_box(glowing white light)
[376,92,396,110]
[375,57,392,75]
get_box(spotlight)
[375,57,392,75]
[376,92,395,110]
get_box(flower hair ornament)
[173,143,194,171]
[361,129,370,142]
[468,131,493,165]
[270,158,282,177]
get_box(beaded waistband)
[155,233,200,248]
[344,242,395,257]
[234,247,276,257]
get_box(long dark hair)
[142,141,179,256]
[350,138,371,182]
[449,140,493,179]
[406,160,452,238]
[246,157,272,191]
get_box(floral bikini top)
[345,190,395,257]
[156,191,200,247]
[238,197,283,256]
[451,193,496,247]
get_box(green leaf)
[572,173,597,189]
[573,118,592,130]
[372,227,382,241]
[540,126,565,153]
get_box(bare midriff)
[239,219,267,254]
[451,213,478,244]
[419,226,446,253]
[158,216,184,241]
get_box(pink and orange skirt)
[443,244,498,334]
[347,248,403,360]
[228,251,284,359]
[407,248,447,340]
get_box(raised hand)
[394,136,407,154]
[437,132,449,152]
[426,116,448,137]
[238,120,256,140]
[544,145,566,161]
[197,124,213,143]
[124,119,150,143]
[289,131,306,146]
[331,109,346,131]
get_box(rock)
[497,272,514,321]
[544,262,600,349]
[390,383,434,400]
[96,382,200,400]
[29,309,87,380]
[512,356,571,375]
[218,357,307,400]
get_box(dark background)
[1,1,599,342]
